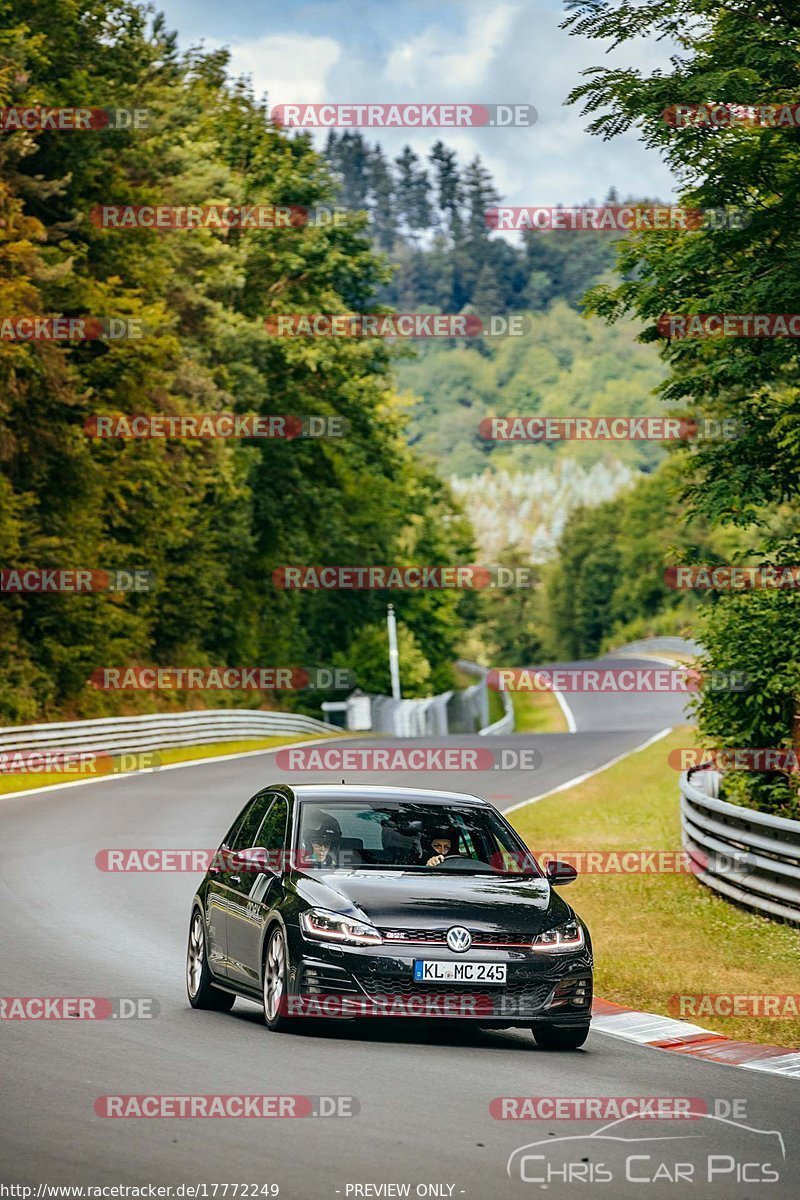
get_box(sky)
[156,0,677,207]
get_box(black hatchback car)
[186,784,593,1048]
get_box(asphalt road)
[2,656,797,1197]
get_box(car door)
[208,790,275,979]
[224,792,290,989]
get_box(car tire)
[262,925,295,1032]
[186,908,235,1011]
[532,1023,590,1050]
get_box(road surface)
[2,656,796,1197]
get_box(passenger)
[302,814,341,867]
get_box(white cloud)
[215,1,677,204]
[385,4,518,91]
[222,33,342,105]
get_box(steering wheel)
[437,855,494,870]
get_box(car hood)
[291,869,564,934]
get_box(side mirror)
[545,859,578,886]
[234,847,279,875]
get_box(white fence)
[456,659,514,735]
[326,661,513,738]
[681,766,800,925]
[0,709,333,757]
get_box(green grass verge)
[487,686,506,726]
[0,733,335,796]
[510,726,800,1046]
[510,688,568,733]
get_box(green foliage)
[563,0,800,813]
[332,620,433,699]
[564,0,800,532]
[693,592,800,818]
[398,303,665,476]
[323,131,627,315]
[0,0,473,721]
[541,460,722,659]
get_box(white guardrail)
[456,659,514,736]
[0,661,514,756]
[0,709,334,757]
[680,766,800,925]
[322,661,514,738]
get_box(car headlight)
[531,919,584,953]
[299,908,383,946]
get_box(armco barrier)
[0,709,334,758]
[330,662,513,738]
[455,659,514,735]
[681,766,800,924]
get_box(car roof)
[290,784,489,806]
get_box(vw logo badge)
[447,926,472,953]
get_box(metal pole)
[387,603,401,700]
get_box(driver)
[421,822,461,867]
[302,813,341,867]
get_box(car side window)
[228,792,273,852]
[255,796,288,852]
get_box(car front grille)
[380,927,533,947]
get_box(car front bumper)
[285,930,593,1027]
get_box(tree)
[394,146,433,243]
[563,0,800,812]
[0,0,474,721]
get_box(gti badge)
[447,926,472,952]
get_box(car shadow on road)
[217,999,594,1052]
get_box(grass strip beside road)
[510,726,800,1046]
[510,688,568,733]
[0,733,335,796]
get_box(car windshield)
[295,800,542,876]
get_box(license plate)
[413,960,507,984]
